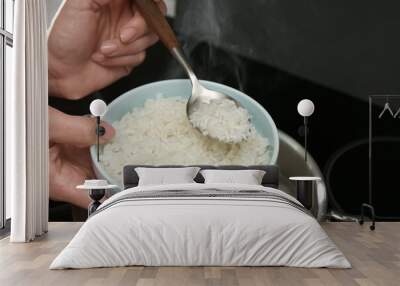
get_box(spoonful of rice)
[136,0,251,143]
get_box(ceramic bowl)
[90,79,279,190]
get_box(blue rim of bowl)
[90,79,280,187]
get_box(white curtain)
[7,0,49,242]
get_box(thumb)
[119,0,167,44]
[49,107,115,147]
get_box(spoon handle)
[135,0,179,51]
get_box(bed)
[50,165,350,269]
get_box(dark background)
[49,0,400,220]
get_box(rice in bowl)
[102,97,272,184]
[189,98,252,143]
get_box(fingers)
[119,15,149,44]
[91,0,166,72]
[89,0,116,10]
[95,33,158,58]
[99,0,166,48]
[92,33,157,69]
[121,0,167,44]
[49,144,94,209]
[90,0,167,43]
[151,0,168,16]
[50,185,92,209]
[93,51,146,68]
[49,107,116,147]
[90,0,167,12]
[119,1,165,45]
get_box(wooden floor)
[0,222,399,286]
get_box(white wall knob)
[297,99,315,117]
[90,99,107,117]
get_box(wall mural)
[47,0,400,220]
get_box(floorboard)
[0,222,399,286]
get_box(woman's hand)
[48,0,166,100]
[49,107,115,209]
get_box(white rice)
[102,97,272,184]
[189,98,251,143]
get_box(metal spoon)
[135,0,245,141]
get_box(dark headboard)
[123,165,279,189]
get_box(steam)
[163,0,247,92]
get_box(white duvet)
[50,184,350,269]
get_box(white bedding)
[50,183,350,269]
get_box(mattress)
[50,183,350,269]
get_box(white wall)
[4,0,15,220]
[5,45,12,219]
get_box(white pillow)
[200,169,266,185]
[135,167,201,186]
